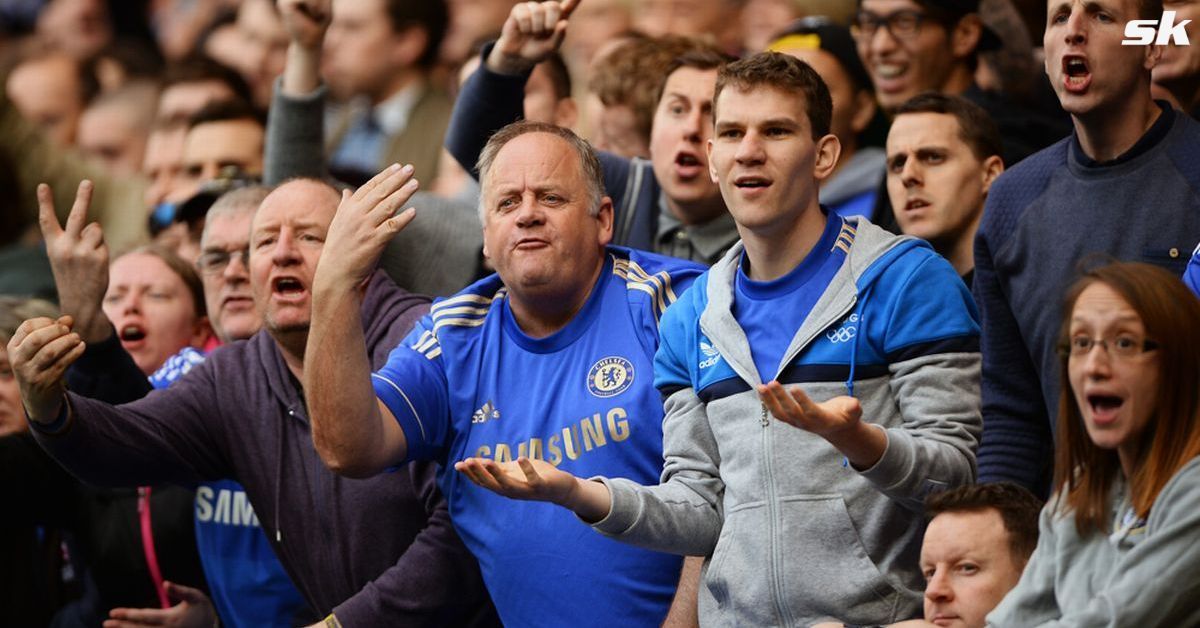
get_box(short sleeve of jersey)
[1185,242,1200,298]
[371,314,451,463]
[883,252,981,361]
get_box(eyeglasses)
[196,247,250,275]
[851,10,929,41]
[1060,335,1159,359]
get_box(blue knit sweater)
[974,103,1200,494]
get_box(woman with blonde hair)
[988,261,1200,625]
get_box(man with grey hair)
[302,120,706,626]
[197,185,270,343]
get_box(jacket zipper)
[761,298,859,626]
[760,402,793,626]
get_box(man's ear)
[191,317,214,348]
[596,196,614,247]
[707,139,718,183]
[391,25,430,69]
[814,133,842,182]
[980,154,1004,195]
[950,14,984,61]
[1145,42,1164,71]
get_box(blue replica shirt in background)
[372,247,703,628]
[734,211,849,381]
[150,348,310,628]
[1185,243,1200,297]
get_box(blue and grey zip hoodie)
[591,216,983,626]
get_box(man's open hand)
[758,381,863,437]
[455,455,619,521]
[104,581,217,628]
[315,164,419,290]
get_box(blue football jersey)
[151,348,309,628]
[373,247,702,628]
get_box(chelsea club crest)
[587,356,634,398]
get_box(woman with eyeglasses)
[986,261,1200,626]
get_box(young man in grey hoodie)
[457,52,983,626]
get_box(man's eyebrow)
[758,117,801,129]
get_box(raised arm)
[265,0,332,184]
[37,181,113,346]
[36,182,155,403]
[444,0,578,178]
[306,165,417,477]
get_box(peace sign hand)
[37,182,113,344]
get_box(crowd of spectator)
[2,0,1200,626]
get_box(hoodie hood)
[699,215,926,388]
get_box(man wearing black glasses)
[852,0,1067,167]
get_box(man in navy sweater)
[974,0,1200,494]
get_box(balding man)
[10,178,496,627]
[304,121,706,626]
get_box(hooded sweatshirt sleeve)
[591,292,725,557]
[857,252,982,510]
[988,459,1200,626]
[31,357,229,488]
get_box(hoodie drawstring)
[275,408,286,544]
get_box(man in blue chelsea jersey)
[303,121,705,626]
[457,52,983,626]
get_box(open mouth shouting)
[118,323,148,348]
[1062,55,1091,93]
[673,151,705,180]
[1086,391,1125,426]
[271,276,307,303]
